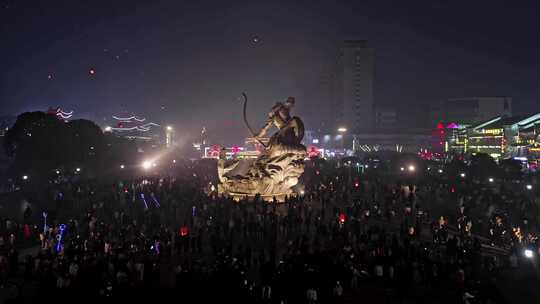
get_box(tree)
[4,111,68,176]
[64,119,106,176]
[3,112,138,179]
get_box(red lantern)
[180,226,189,237]
[338,213,346,224]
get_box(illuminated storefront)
[446,113,540,160]
[467,116,505,159]
[444,122,469,154]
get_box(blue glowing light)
[140,193,148,209]
[55,224,66,253]
[150,192,160,208]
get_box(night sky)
[1,0,540,144]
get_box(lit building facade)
[445,113,540,160]
[466,117,508,159]
[444,123,469,154]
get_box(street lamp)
[22,175,28,180]
[408,165,415,172]
[75,168,81,173]
[488,177,494,183]
[165,126,174,148]
[120,164,125,169]
[400,167,405,171]
[438,169,443,174]
[337,127,347,151]
[55,170,60,175]
[524,249,534,259]
[526,184,533,190]
[460,173,466,178]
[142,160,152,170]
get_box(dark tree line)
[3,111,139,180]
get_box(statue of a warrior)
[217,95,306,201]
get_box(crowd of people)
[0,158,538,303]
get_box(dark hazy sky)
[1,0,540,143]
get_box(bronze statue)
[218,93,306,201]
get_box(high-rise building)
[375,106,398,130]
[335,40,375,134]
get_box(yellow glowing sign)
[482,129,502,135]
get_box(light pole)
[337,127,347,152]
[165,125,174,148]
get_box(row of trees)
[3,111,140,180]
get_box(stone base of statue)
[218,116,306,202]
